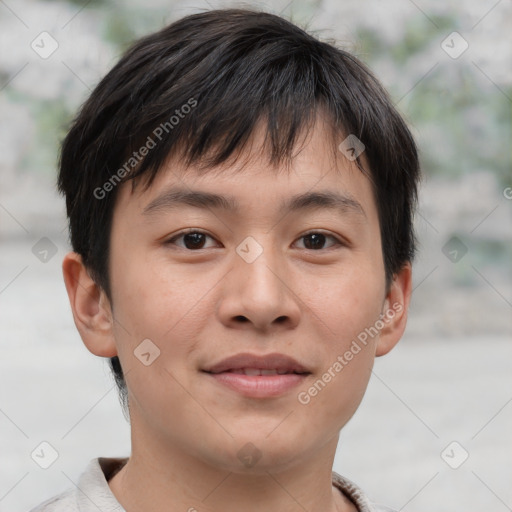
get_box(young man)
[31,8,419,512]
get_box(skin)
[63,116,412,512]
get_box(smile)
[203,369,310,398]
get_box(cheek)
[110,251,212,345]
[108,251,220,423]
[299,359,373,441]
[293,265,383,427]
[109,256,217,431]
[304,260,385,348]
[295,327,376,440]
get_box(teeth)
[244,368,261,376]
[227,368,289,375]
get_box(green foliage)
[101,7,169,51]
[8,90,73,178]
[356,14,512,189]
[102,9,139,49]
[39,0,108,5]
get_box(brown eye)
[167,230,217,250]
[296,232,341,250]
[182,232,207,249]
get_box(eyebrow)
[142,187,366,219]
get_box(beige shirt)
[29,457,395,512]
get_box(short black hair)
[58,8,420,418]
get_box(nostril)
[234,315,249,322]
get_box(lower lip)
[205,372,309,398]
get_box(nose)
[216,244,301,333]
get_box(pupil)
[181,233,326,250]
[305,233,325,250]
[184,233,205,249]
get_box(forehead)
[114,118,377,225]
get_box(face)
[70,118,410,474]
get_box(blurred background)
[0,0,511,510]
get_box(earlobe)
[62,252,118,358]
[375,263,412,357]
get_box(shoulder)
[28,488,76,511]
[28,457,127,512]
[332,471,398,512]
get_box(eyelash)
[165,229,344,251]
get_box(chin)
[199,432,307,474]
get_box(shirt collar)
[76,457,380,512]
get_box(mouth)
[202,352,311,374]
[202,353,311,398]
[210,368,309,376]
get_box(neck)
[108,424,356,512]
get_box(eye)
[294,231,343,250]
[165,229,343,251]
[166,229,218,250]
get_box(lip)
[202,352,310,374]
[202,352,311,399]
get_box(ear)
[62,252,118,358]
[375,263,412,357]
